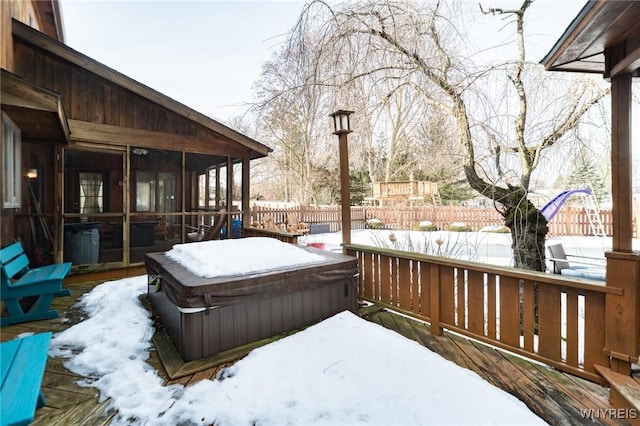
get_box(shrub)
[445,221,471,232]
[365,218,385,229]
[413,220,437,232]
[479,225,510,233]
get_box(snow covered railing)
[344,243,623,384]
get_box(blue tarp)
[540,189,591,222]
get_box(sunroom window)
[2,112,22,208]
[79,172,104,214]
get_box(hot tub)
[146,241,358,361]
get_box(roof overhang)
[541,0,640,77]
[1,69,70,143]
[12,19,271,159]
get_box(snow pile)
[166,237,326,278]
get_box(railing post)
[429,263,442,336]
[604,250,640,374]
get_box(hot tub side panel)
[147,266,358,361]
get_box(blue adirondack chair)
[0,242,71,326]
[0,332,52,426]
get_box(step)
[594,364,640,426]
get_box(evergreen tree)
[564,154,608,204]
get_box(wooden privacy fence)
[249,204,616,237]
[345,243,622,383]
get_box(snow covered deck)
[1,276,632,425]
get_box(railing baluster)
[440,266,455,327]
[499,276,520,347]
[372,253,381,300]
[566,288,579,367]
[468,270,484,336]
[487,273,497,340]
[538,283,562,361]
[584,291,608,374]
[429,263,441,335]
[418,261,430,318]
[362,251,374,300]
[522,280,535,352]
[380,255,392,305]
[456,268,466,328]
[398,258,412,311]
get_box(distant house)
[1,0,271,270]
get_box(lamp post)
[330,109,354,253]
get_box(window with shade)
[79,172,104,214]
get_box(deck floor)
[0,279,631,425]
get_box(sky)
[61,0,306,122]
[45,238,549,425]
[60,0,588,124]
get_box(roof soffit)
[541,0,640,75]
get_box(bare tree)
[252,30,335,204]
[285,0,609,270]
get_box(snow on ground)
[305,229,616,268]
[49,275,546,426]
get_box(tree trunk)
[502,192,548,271]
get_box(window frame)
[2,112,22,209]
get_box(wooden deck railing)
[345,243,623,383]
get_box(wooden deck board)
[0,280,626,425]
[366,310,626,426]
[464,335,588,426]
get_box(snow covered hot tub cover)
[145,237,359,309]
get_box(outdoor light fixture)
[330,109,355,251]
[26,169,38,179]
[329,109,354,135]
[132,147,149,156]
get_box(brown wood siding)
[1,1,44,71]
[11,40,250,157]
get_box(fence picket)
[250,204,615,236]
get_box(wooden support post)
[610,73,633,251]
[604,251,640,374]
[242,157,250,229]
[54,145,64,263]
[339,132,351,252]
[603,67,639,374]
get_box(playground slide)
[540,189,591,222]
